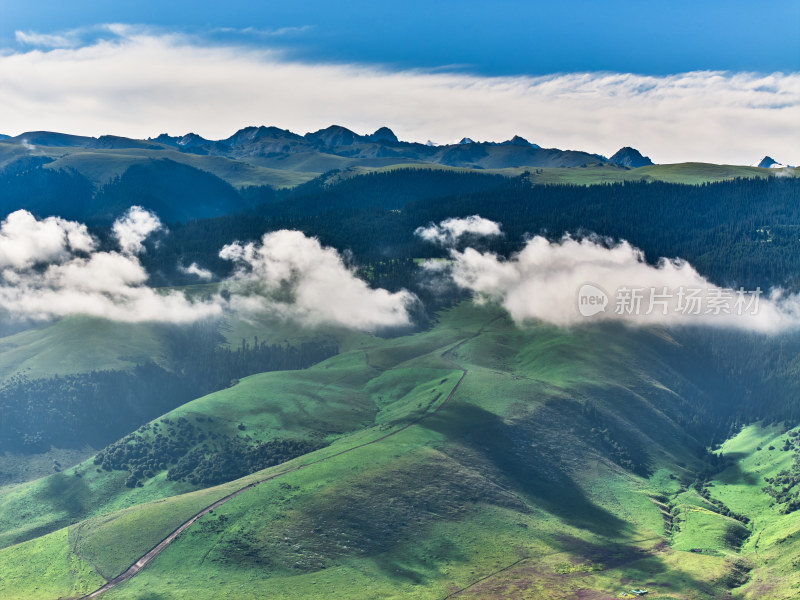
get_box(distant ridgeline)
[0,325,337,454]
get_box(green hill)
[0,310,366,486]
[0,164,798,599]
[1,302,798,598]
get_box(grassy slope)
[2,302,775,599]
[0,142,317,188]
[0,527,104,600]
[346,162,794,185]
[96,307,731,599]
[707,423,800,599]
[0,317,168,382]
[42,148,318,189]
[1,303,798,598]
[0,322,464,597]
[0,307,374,492]
[0,316,461,549]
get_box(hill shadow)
[421,403,630,538]
[550,535,728,598]
[40,471,91,522]
[714,455,760,486]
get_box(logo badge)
[577,284,608,317]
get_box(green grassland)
[29,147,319,189]
[0,317,169,382]
[0,313,464,550]
[4,302,797,598]
[0,305,376,491]
[0,446,96,488]
[0,526,104,600]
[706,423,800,599]
[87,305,732,599]
[343,162,794,186]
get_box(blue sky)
[3,0,799,75]
[0,1,798,163]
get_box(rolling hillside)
[0,143,797,599]
[1,302,799,599]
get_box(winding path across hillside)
[78,317,501,599]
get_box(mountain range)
[2,125,793,227]
[3,125,629,170]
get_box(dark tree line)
[762,431,800,513]
[93,414,323,488]
[135,173,800,296]
[9,163,795,296]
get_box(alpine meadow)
[1,3,799,599]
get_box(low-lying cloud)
[113,205,163,255]
[414,215,502,246]
[0,210,95,269]
[5,207,799,334]
[219,230,416,331]
[0,209,415,331]
[179,262,213,280]
[422,218,800,333]
[0,208,222,323]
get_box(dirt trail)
[78,317,501,599]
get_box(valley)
[0,135,797,599]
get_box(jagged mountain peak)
[609,146,654,168]
[224,125,301,146]
[366,126,398,143]
[503,135,540,148]
[305,125,363,146]
[755,156,789,169]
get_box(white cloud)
[0,210,222,323]
[0,210,95,269]
[13,24,149,49]
[415,215,502,246]
[220,230,416,331]
[15,30,77,48]
[432,231,800,333]
[112,206,163,255]
[179,262,214,280]
[0,27,797,164]
[0,209,414,330]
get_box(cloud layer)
[220,230,415,331]
[0,207,223,323]
[2,206,799,334]
[0,208,416,331]
[0,26,798,164]
[422,219,800,333]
